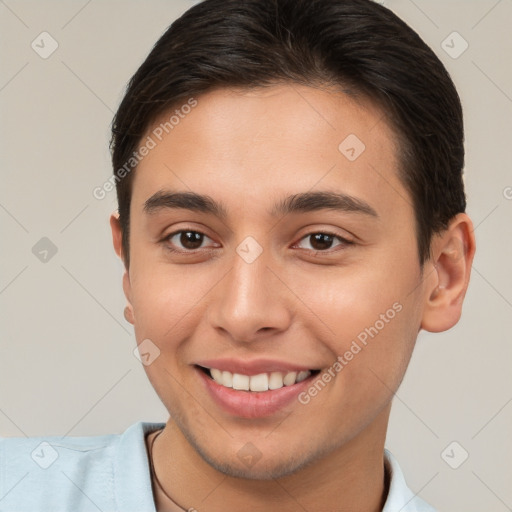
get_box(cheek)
[301,251,422,385]
[129,256,212,335]
[301,256,416,339]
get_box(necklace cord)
[149,428,188,512]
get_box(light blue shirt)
[0,421,437,511]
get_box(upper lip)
[195,358,319,376]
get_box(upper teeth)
[209,368,311,392]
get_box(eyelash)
[161,229,354,255]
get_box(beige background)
[1,1,511,510]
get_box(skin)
[110,84,476,511]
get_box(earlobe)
[124,304,135,324]
[421,213,476,333]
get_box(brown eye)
[309,233,335,250]
[165,230,212,251]
[296,232,352,252]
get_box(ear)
[420,213,476,333]
[110,211,134,324]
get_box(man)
[1,0,475,510]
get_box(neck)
[149,406,390,512]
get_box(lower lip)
[196,367,316,419]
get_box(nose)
[207,246,293,344]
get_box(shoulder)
[0,421,165,512]
[382,449,438,512]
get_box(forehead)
[131,84,409,223]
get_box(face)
[119,85,429,479]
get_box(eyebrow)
[143,189,378,219]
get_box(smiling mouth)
[196,365,321,392]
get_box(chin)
[200,448,315,480]
[189,429,336,481]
